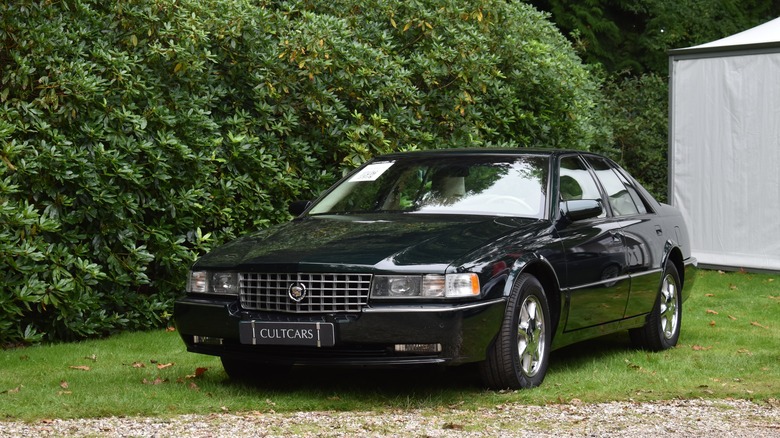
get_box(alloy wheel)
[517,295,545,377]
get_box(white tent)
[669,18,780,272]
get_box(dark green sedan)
[174,149,696,389]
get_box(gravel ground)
[1,399,779,437]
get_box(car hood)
[193,214,543,272]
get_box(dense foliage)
[528,0,780,74]
[602,74,668,202]
[0,0,607,344]
[528,0,780,201]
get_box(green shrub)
[602,73,668,202]
[0,0,608,344]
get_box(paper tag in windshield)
[349,161,394,182]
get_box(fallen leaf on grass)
[704,293,715,297]
[60,381,69,389]
[729,284,738,290]
[84,354,97,362]
[737,348,753,355]
[1,386,21,394]
[131,362,145,368]
[156,362,174,370]
[750,321,769,329]
[69,365,91,371]
[692,345,712,351]
[728,315,737,321]
[706,309,719,315]
[709,320,716,327]
[625,359,644,370]
[189,382,199,390]
[184,367,208,379]
[142,377,167,385]
[166,326,176,332]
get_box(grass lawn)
[1,269,778,421]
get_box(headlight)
[211,272,239,295]
[371,273,479,299]
[187,271,239,295]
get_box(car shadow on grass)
[220,332,635,396]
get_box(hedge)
[0,0,609,344]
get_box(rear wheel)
[630,263,682,351]
[480,274,551,389]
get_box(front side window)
[559,155,607,218]
[309,155,549,218]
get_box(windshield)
[309,155,549,218]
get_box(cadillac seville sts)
[174,149,697,389]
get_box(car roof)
[375,148,587,160]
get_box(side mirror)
[288,200,312,216]
[562,199,602,222]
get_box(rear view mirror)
[288,200,312,216]
[562,199,602,221]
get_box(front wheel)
[480,274,552,390]
[630,262,682,351]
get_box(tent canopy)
[671,17,780,55]
[669,18,780,272]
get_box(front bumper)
[174,296,507,366]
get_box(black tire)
[480,273,552,390]
[629,262,682,351]
[220,357,291,382]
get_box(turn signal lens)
[445,273,480,297]
[188,271,208,293]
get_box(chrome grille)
[239,273,372,313]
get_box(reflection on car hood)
[193,214,541,272]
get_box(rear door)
[583,156,663,319]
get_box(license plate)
[239,321,335,347]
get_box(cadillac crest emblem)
[288,283,307,302]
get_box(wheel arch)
[663,244,685,288]
[507,255,562,340]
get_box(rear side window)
[586,157,646,217]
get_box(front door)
[555,155,631,331]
